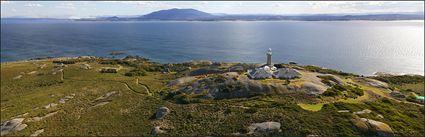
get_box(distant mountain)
[74,8,424,21]
[139,8,215,20]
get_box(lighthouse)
[266,48,272,66]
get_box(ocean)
[1,20,424,75]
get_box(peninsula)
[1,50,424,136]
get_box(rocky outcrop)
[365,78,389,89]
[274,68,301,79]
[353,109,372,115]
[155,107,170,119]
[1,118,26,136]
[353,118,394,137]
[188,67,223,76]
[301,82,328,94]
[168,76,196,86]
[174,73,289,99]
[247,121,281,134]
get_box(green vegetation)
[325,99,424,136]
[297,103,324,111]
[317,75,337,86]
[322,85,364,98]
[52,60,77,64]
[372,75,424,96]
[302,65,356,76]
[125,68,148,76]
[372,75,424,85]
[1,58,423,136]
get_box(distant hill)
[139,8,215,20]
[73,8,424,21]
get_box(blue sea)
[1,20,424,75]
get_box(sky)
[1,1,424,18]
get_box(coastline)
[2,55,423,77]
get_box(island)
[1,50,424,136]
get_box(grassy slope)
[1,60,424,136]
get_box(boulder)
[59,98,66,104]
[354,118,394,137]
[362,118,394,137]
[43,103,58,109]
[247,121,281,134]
[155,107,170,119]
[151,126,165,136]
[80,64,91,70]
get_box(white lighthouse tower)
[266,48,272,66]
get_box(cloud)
[1,1,13,5]
[274,3,283,8]
[135,1,171,8]
[24,3,43,7]
[55,3,76,9]
[307,1,424,13]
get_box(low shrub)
[125,68,147,76]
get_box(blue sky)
[1,1,424,18]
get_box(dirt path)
[136,78,152,95]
